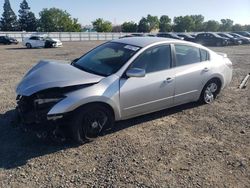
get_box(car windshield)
[73,42,140,76]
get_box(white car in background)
[22,35,63,48]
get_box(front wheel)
[200,79,221,104]
[26,43,32,49]
[70,104,114,144]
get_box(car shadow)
[0,102,201,170]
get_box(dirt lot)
[0,42,249,188]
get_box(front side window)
[73,42,140,76]
[175,45,201,66]
[130,45,171,73]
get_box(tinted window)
[30,36,38,40]
[175,45,201,66]
[200,49,209,61]
[74,42,140,76]
[130,45,171,73]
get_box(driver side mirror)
[126,68,146,78]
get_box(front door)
[119,44,175,119]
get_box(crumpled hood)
[16,60,104,96]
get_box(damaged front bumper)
[16,95,69,140]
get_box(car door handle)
[203,67,209,72]
[165,77,174,83]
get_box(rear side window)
[175,45,201,66]
[30,36,38,40]
[200,49,209,61]
[131,45,171,73]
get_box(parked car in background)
[233,31,250,38]
[157,33,184,40]
[177,33,195,42]
[119,33,146,39]
[0,36,18,45]
[22,35,63,48]
[195,32,229,46]
[229,33,250,44]
[16,37,232,143]
[217,33,242,45]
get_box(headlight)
[34,98,63,105]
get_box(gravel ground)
[0,42,249,188]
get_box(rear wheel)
[26,43,32,49]
[200,79,221,104]
[70,104,114,144]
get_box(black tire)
[70,104,114,144]
[26,43,32,49]
[199,79,221,104]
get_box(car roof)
[112,37,181,47]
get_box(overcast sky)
[0,0,249,25]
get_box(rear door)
[119,44,175,119]
[173,44,211,105]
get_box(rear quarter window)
[200,49,210,61]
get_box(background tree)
[173,16,195,32]
[121,21,137,32]
[220,19,234,31]
[112,25,122,32]
[146,14,159,32]
[0,0,18,31]
[159,15,171,32]
[190,15,204,31]
[244,25,250,31]
[138,17,150,32]
[38,8,81,32]
[203,20,220,31]
[138,15,159,32]
[231,24,243,31]
[18,0,37,31]
[92,18,112,32]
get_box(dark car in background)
[157,33,184,40]
[195,32,229,46]
[229,33,250,44]
[217,33,242,45]
[233,31,250,38]
[0,36,18,45]
[177,33,195,42]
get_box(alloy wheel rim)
[204,83,218,104]
[83,110,108,140]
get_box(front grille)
[17,96,58,124]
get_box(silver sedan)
[16,37,232,143]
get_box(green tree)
[220,19,234,31]
[39,8,81,32]
[232,24,243,31]
[190,15,204,31]
[121,21,137,32]
[138,15,159,32]
[0,0,18,31]
[173,16,195,32]
[92,18,112,32]
[159,15,171,32]
[138,17,150,32]
[203,20,220,32]
[244,25,250,31]
[146,14,159,31]
[18,0,37,31]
